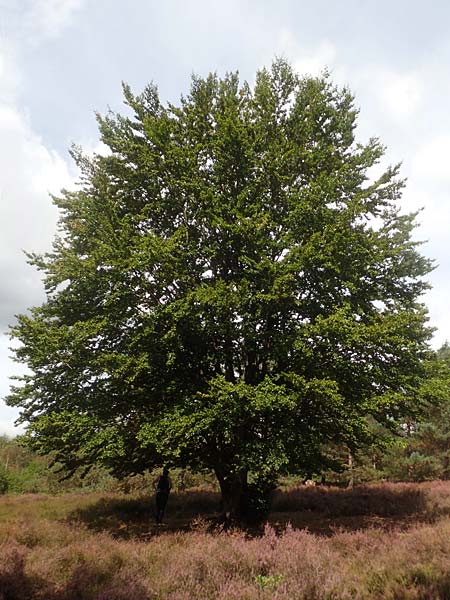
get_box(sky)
[1,0,450,436]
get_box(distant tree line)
[0,437,217,495]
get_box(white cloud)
[0,337,26,436]
[0,100,72,323]
[329,64,424,125]
[278,30,336,76]
[0,41,21,103]
[276,30,422,125]
[1,0,85,49]
[0,416,24,438]
[0,40,73,435]
[375,70,423,120]
[0,40,72,302]
[24,0,85,41]
[413,135,450,182]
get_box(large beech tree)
[7,60,433,517]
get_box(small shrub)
[254,573,285,591]
[7,459,51,494]
[0,544,33,600]
[0,465,9,494]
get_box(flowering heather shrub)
[1,482,450,598]
[0,543,31,600]
[272,482,427,517]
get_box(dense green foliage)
[324,345,450,485]
[7,60,434,515]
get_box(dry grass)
[2,481,450,598]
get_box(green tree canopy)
[7,59,434,516]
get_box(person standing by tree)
[153,467,172,523]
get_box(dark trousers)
[155,491,169,523]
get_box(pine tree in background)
[326,345,450,485]
[383,344,450,482]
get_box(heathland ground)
[2,481,450,598]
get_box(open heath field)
[2,481,450,599]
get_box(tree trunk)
[347,450,354,489]
[214,468,248,523]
